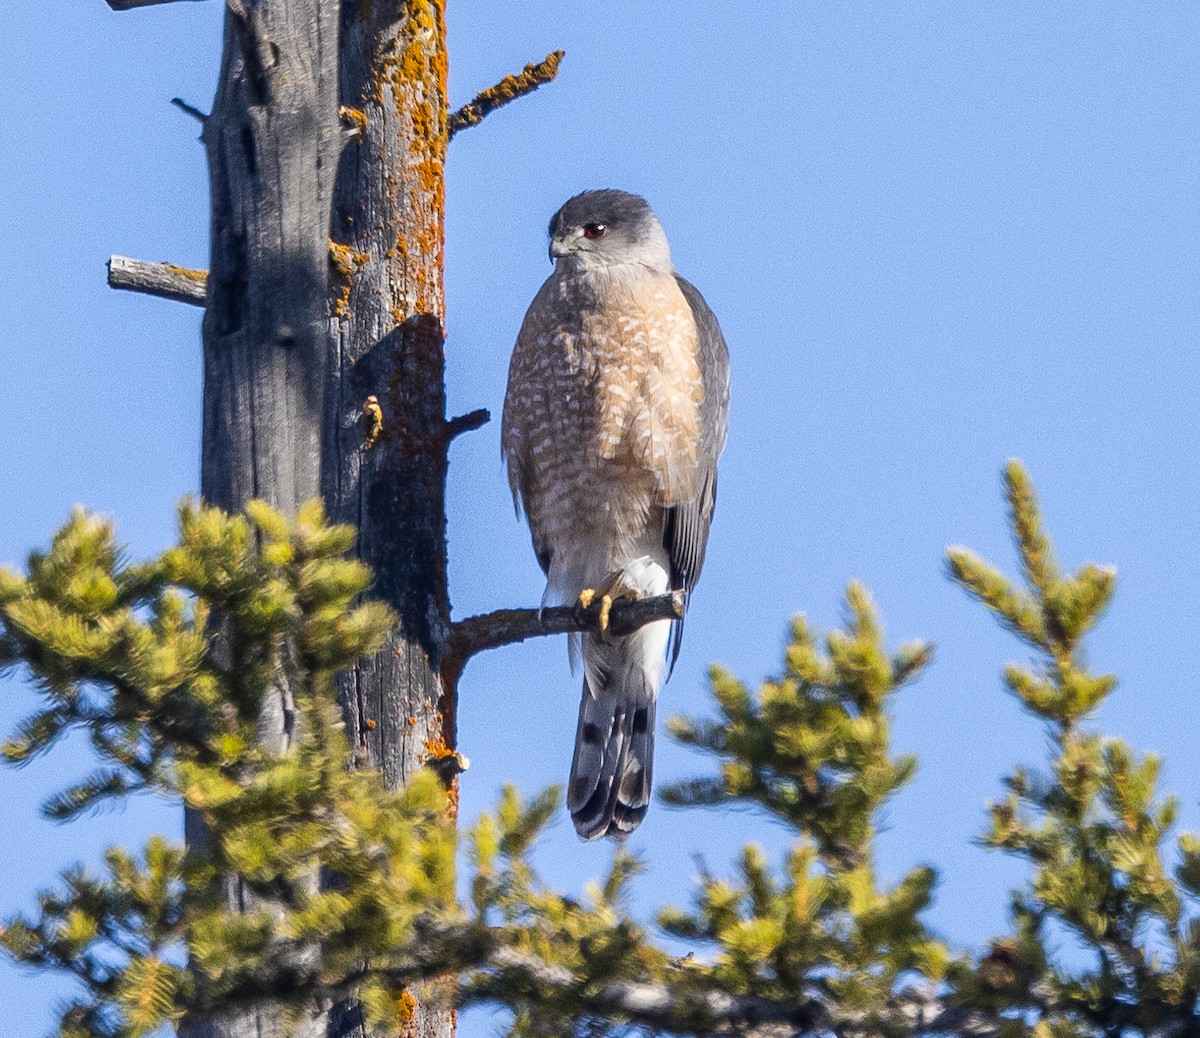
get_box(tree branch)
[468,948,1009,1038]
[442,591,684,686]
[107,256,208,306]
[448,51,564,139]
[171,97,209,124]
[479,946,817,1037]
[106,0,208,9]
[445,408,490,441]
[197,916,1011,1038]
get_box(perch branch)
[448,50,564,139]
[106,0,207,9]
[442,591,684,686]
[445,408,490,441]
[107,256,208,306]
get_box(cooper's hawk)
[502,190,730,840]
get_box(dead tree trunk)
[104,1,565,1034]
[323,3,456,1036]
[326,0,454,827]
[189,2,342,1037]
[195,1,456,1035]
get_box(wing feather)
[663,275,730,666]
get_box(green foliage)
[9,464,1200,1037]
[0,501,457,1037]
[461,787,667,1037]
[948,461,1200,1035]
[655,584,945,1036]
[1,503,944,1037]
[666,583,930,866]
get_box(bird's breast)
[504,268,705,552]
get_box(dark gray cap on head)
[546,189,672,270]
[549,189,656,238]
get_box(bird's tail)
[567,620,667,840]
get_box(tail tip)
[569,770,651,841]
[571,800,649,841]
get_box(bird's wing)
[663,275,730,666]
[502,280,556,575]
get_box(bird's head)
[547,189,673,273]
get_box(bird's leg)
[578,570,642,642]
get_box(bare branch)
[442,591,684,685]
[473,946,817,1038]
[448,51,564,139]
[445,408,490,441]
[106,0,208,9]
[171,97,209,124]
[107,256,207,306]
[467,948,1009,1038]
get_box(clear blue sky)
[2,3,1199,1034]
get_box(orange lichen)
[447,50,564,138]
[361,395,383,450]
[396,989,417,1024]
[423,734,456,764]
[164,262,208,283]
[338,104,368,135]
[358,0,447,320]
[421,733,463,819]
[328,240,369,319]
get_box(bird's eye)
[583,223,607,240]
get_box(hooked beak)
[549,236,572,262]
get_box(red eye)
[583,223,607,239]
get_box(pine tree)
[946,463,1200,1036]
[6,464,1200,1036]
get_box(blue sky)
[2,2,1199,1033]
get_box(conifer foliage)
[4,464,1200,1036]
[0,503,457,1036]
[947,462,1200,1035]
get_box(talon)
[597,593,614,640]
[581,571,642,642]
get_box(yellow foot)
[578,572,641,642]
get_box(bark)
[324,3,455,1037]
[327,0,450,786]
[186,0,342,1036]
[106,0,206,9]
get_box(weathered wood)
[107,255,208,305]
[199,0,339,518]
[324,3,455,1036]
[184,0,341,1035]
[171,96,210,123]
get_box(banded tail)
[567,618,668,840]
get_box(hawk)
[502,190,730,840]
